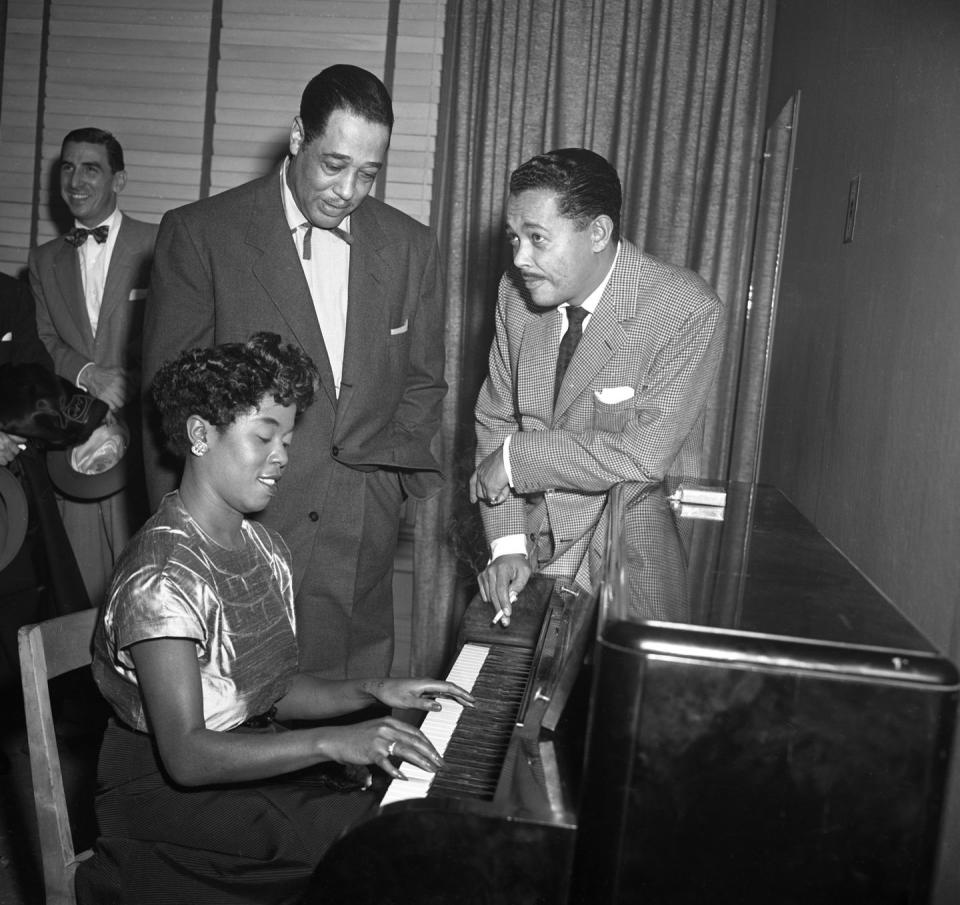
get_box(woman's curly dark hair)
[152,332,319,455]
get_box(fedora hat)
[46,414,129,501]
[0,361,128,501]
[0,362,108,448]
[0,466,29,572]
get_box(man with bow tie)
[142,66,446,680]
[28,127,156,607]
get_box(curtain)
[412,0,776,676]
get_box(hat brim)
[47,447,128,500]
[0,466,29,572]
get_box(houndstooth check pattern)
[474,238,724,590]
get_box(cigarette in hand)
[491,590,519,625]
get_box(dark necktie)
[65,225,109,248]
[294,223,353,260]
[553,304,589,404]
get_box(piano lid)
[599,481,948,661]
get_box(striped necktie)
[293,222,353,259]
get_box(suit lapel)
[553,244,641,419]
[553,297,627,417]
[518,305,561,429]
[51,240,94,350]
[98,218,133,328]
[244,172,337,407]
[337,203,388,426]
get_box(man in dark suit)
[0,272,92,698]
[142,65,446,679]
[29,127,156,607]
[0,272,53,463]
[470,149,724,624]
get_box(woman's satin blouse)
[92,492,301,733]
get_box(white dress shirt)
[78,207,121,335]
[74,208,122,390]
[281,159,350,396]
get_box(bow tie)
[65,225,109,247]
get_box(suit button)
[308,511,319,522]
[332,445,340,457]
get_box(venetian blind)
[35,0,212,245]
[213,0,444,226]
[0,0,44,274]
[213,1,390,195]
[384,1,445,224]
[0,0,445,276]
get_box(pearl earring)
[190,436,208,457]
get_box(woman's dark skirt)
[75,719,377,905]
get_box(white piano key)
[379,777,430,804]
[380,644,489,808]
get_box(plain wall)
[761,0,960,900]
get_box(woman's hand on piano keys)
[323,714,457,780]
[362,677,476,714]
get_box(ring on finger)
[387,740,397,757]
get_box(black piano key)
[427,645,535,801]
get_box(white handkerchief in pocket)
[595,386,634,404]
[390,320,409,336]
[1,333,12,342]
[128,288,148,301]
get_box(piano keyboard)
[380,641,535,807]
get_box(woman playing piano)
[75,333,473,905]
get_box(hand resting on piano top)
[478,553,528,627]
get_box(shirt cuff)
[490,534,528,561]
[502,434,514,487]
[76,362,94,391]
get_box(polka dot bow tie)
[65,225,109,247]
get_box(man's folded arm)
[508,299,723,494]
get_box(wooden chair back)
[18,608,99,905]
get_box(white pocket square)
[1,333,12,342]
[595,386,634,404]
[390,320,409,336]
[128,288,148,301]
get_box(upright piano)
[309,572,597,905]
[310,482,958,905]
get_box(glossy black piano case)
[571,619,958,905]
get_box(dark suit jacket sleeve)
[0,272,53,369]
[389,234,447,498]
[474,281,530,541]
[141,208,215,508]
[116,218,159,380]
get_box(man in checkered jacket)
[470,148,724,624]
